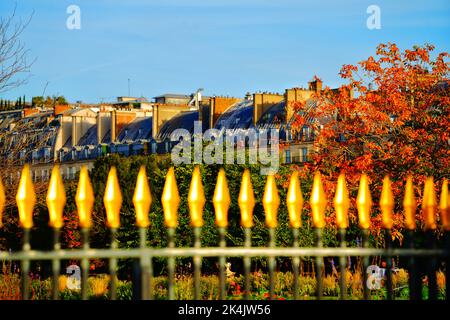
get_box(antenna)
[42,81,49,97]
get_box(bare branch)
[0,3,35,93]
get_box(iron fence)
[0,164,449,300]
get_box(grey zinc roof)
[117,117,153,142]
[77,125,98,146]
[214,99,254,131]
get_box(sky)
[0,0,449,103]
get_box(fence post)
[213,168,231,300]
[161,167,180,301]
[286,171,303,301]
[334,173,349,300]
[238,169,256,300]
[188,166,206,300]
[263,174,279,301]
[310,172,326,300]
[422,177,438,300]
[403,176,421,300]
[133,165,153,300]
[46,164,66,301]
[314,228,323,300]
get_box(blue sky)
[1,0,449,103]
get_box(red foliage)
[292,43,450,239]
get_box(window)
[285,150,291,164]
[302,147,308,162]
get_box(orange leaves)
[359,56,382,74]
[354,154,373,172]
[290,43,449,238]
[339,64,358,79]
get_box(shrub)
[322,275,338,296]
[117,281,132,300]
[88,274,109,298]
[297,276,316,298]
[392,269,408,288]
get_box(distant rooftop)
[153,93,191,99]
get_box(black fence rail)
[0,164,449,300]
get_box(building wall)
[23,108,39,117]
[253,93,284,125]
[209,96,241,128]
[154,96,190,105]
[285,88,314,121]
[54,104,72,116]
[152,104,192,139]
[97,111,111,143]
[112,111,137,141]
[72,116,96,146]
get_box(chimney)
[97,113,102,144]
[72,116,78,147]
[111,110,117,143]
[308,79,323,93]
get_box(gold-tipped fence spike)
[356,174,372,229]
[46,165,66,229]
[334,173,349,229]
[0,178,5,228]
[213,168,230,228]
[380,175,394,229]
[439,179,449,231]
[188,166,205,228]
[238,169,255,228]
[133,166,152,228]
[161,167,180,228]
[16,164,36,229]
[103,166,123,229]
[263,174,280,229]
[287,171,303,229]
[403,176,416,230]
[76,166,94,229]
[310,172,326,229]
[422,177,437,230]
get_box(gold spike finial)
[133,166,152,228]
[16,164,36,229]
[310,172,326,228]
[287,171,303,228]
[238,169,255,228]
[0,178,5,228]
[439,179,449,231]
[161,167,180,228]
[103,166,122,229]
[213,168,230,228]
[334,173,349,229]
[422,177,437,230]
[263,174,280,228]
[403,176,416,230]
[356,174,372,229]
[46,165,66,229]
[76,166,94,229]
[188,166,205,228]
[380,175,394,229]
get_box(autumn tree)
[293,43,449,241]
